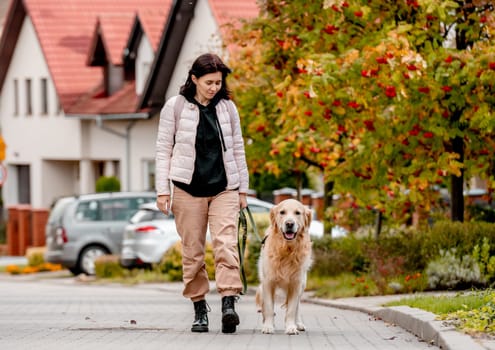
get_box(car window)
[75,196,155,222]
[48,197,75,224]
[75,200,100,221]
[100,198,146,221]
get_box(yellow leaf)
[448,164,462,177]
[334,106,346,115]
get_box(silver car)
[45,192,156,275]
[120,202,180,268]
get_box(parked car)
[44,191,156,275]
[120,197,346,268]
[120,202,180,268]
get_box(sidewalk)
[0,255,27,266]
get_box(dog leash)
[237,206,261,295]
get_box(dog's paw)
[296,322,306,331]
[285,324,300,335]
[261,324,274,334]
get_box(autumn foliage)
[227,0,495,228]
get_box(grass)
[306,273,379,298]
[385,289,495,338]
[385,291,488,314]
[101,268,174,285]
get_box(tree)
[227,0,495,231]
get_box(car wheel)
[68,267,82,275]
[78,245,108,275]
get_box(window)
[41,78,48,115]
[17,165,31,204]
[142,62,151,80]
[143,160,155,191]
[55,95,63,115]
[75,197,155,222]
[75,200,100,221]
[13,79,19,116]
[25,79,32,115]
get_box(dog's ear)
[270,204,278,229]
[305,208,312,229]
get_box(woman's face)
[192,71,222,104]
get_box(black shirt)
[173,97,227,197]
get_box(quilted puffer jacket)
[155,95,249,196]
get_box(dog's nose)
[285,220,295,229]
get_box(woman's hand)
[239,193,248,209]
[157,195,171,214]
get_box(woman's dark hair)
[179,53,232,101]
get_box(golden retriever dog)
[255,198,313,335]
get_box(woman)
[155,53,249,334]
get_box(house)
[0,0,259,210]
[139,0,259,110]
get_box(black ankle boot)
[221,296,239,333]
[191,300,209,333]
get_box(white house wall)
[1,17,83,161]
[128,117,158,191]
[136,34,154,96]
[0,16,84,208]
[0,16,160,209]
[166,0,223,99]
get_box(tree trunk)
[450,135,464,222]
[323,181,334,235]
[374,210,383,240]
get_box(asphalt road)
[0,273,438,350]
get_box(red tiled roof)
[138,6,170,51]
[95,13,135,66]
[68,81,138,115]
[24,0,170,112]
[208,0,259,36]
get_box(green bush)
[94,255,125,278]
[367,228,428,272]
[310,227,427,279]
[26,247,45,267]
[309,221,495,290]
[466,204,495,223]
[311,235,367,277]
[422,221,495,261]
[426,248,483,290]
[472,237,495,284]
[95,176,121,193]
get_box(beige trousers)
[172,186,242,302]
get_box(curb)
[304,296,487,350]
